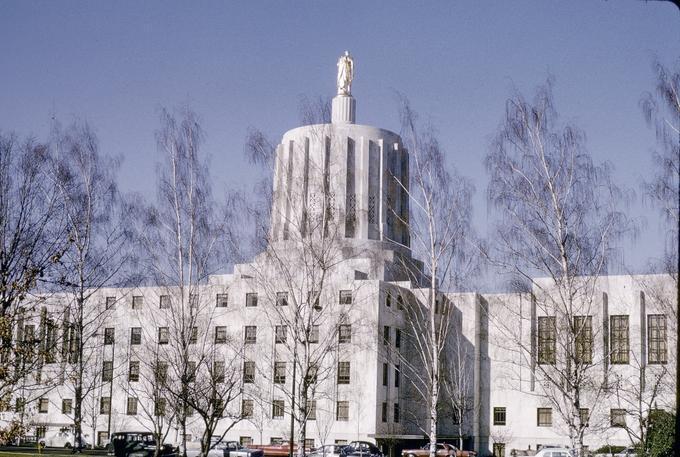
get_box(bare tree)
[441,318,475,450]
[484,79,632,457]
[47,120,131,450]
[130,107,234,457]
[0,132,69,415]
[392,97,477,457]
[640,58,680,455]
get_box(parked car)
[309,444,347,457]
[184,437,261,457]
[401,443,476,457]
[39,431,91,449]
[342,441,382,457]
[107,431,177,457]
[534,448,573,457]
[613,448,637,457]
[251,442,298,457]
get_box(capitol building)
[1,55,676,457]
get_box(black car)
[107,432,177,457]
[342,441,382,457]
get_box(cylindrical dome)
[270,96,410,252]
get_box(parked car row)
[401,443,476,457]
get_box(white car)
[308,444,348,457]
[534,449,573,457]
[40,431,91,448]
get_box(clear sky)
[1,0,678,281]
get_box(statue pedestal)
[332,95,356,124]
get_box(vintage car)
[401,443,476,457]
[308,444,348,457]
[184,439,264,457]
[342,441,382,457]
[107,431,177,457]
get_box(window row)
[380,402,401,423]
[491,406,629,428]
[101,359,352,385]
[242,399,354,421]
[106,290,356,310]
[536,314,667,366]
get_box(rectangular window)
[100,397,111,415]
[187,361,196,382]
[62,399,73,415]
[36,426,47,439]
[216,293,229,308]
[132,295,143,310]
[159,295,171,309]
[537,316,556,364]
[154,397,166,417]
[38,398,48,413]
[246,293,258,307]
[395,328,401,348]
[337,361,350,384]
[126,397,138,415]
[308,325,319,344]
[104,328,115,345]
[307,400,316,420]
[129,361,140,382]
[213,398,224,417]
[385,292,392,308]
[215,326,227,344]
[336,401,349,421]
[240,437,253,447]
[272,400,284,419]
[308,290,320,309]
[241,399,254,418]
[611,409,626,427]
[382,363,388,386]
[339,290,353,305]
[158,327,169,344]
[130,327,142,345]
[383,326,390,345]
[105,296,116,310]
[574,316,593,364]
[189,293,199,308]
[648,314,667,364]
[190,326,198,344]
[579,408,589,427]
[493,407,506,426]
[304,439,315,450]
[493,443,505,457]
[381,402,388,422]
[397,294,404,310]
[338,324,351,343]
[155,361,168,384]
[213,361,225,383]
[243,361,255,383]
[275,325,287,344]
[276,292,288,306]
[102,361,113,382]
[244,325,257,344]
[393,403,400,423]
[15,398,25,413]
[610,315,630,364]
[274,361,286,384]
[306,364,318,384]
[394,365,400,388]
[537,408,552,427]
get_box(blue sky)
[1,0,678,279]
